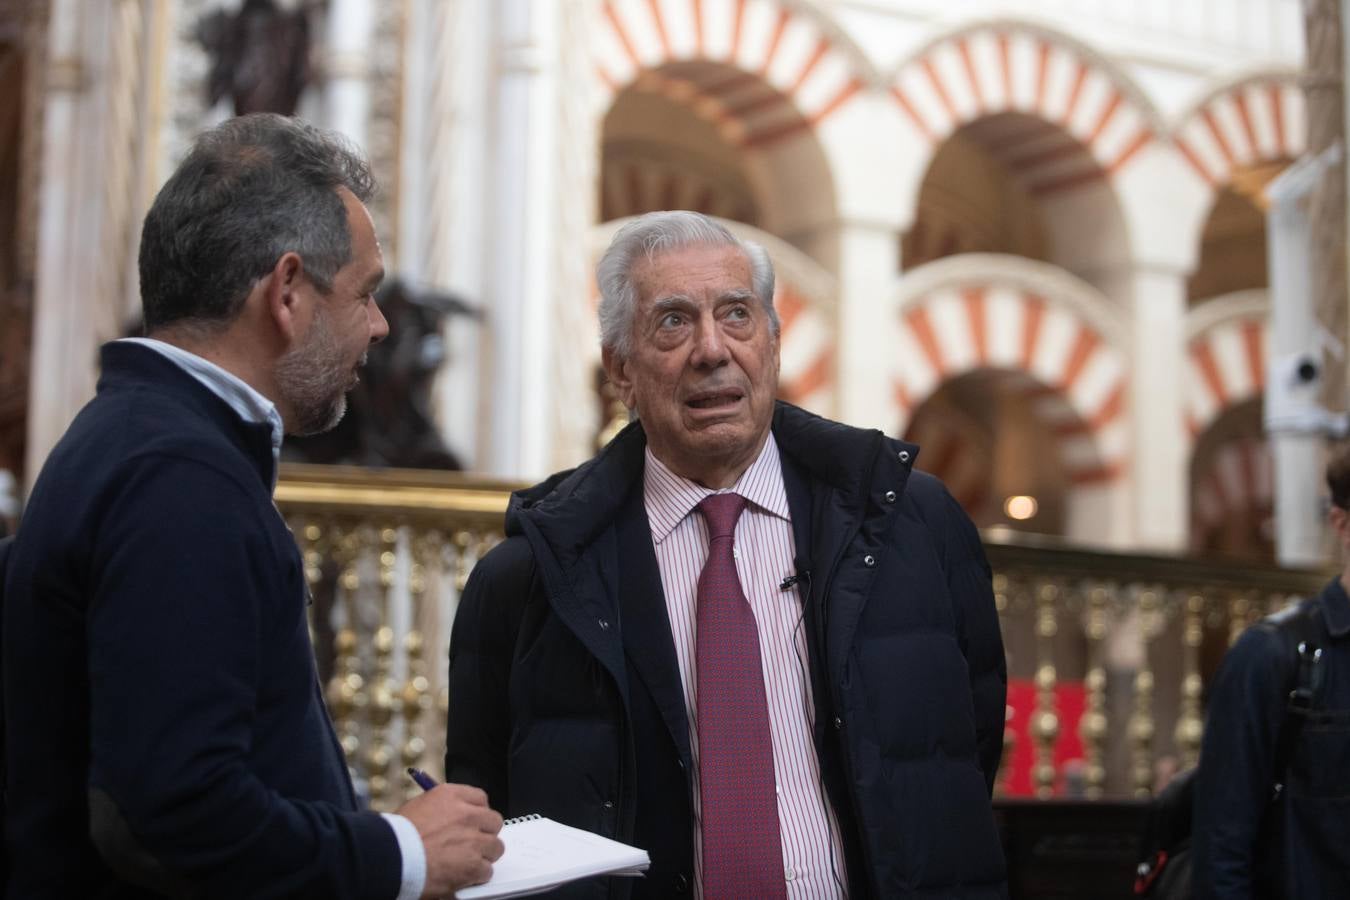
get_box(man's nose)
[690,315,729,367]
[368,299,390,345]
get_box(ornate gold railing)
[277,465,1331,810]
[278,464,515,809]
[984,531,1327,799]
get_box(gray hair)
[138,113,376,332]
[596,210,778,357]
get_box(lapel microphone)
[779,568,810,591]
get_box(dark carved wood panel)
[995,799,1148,900]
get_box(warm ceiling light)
[1004,495,1038,521]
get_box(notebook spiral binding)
[503,813,543,826]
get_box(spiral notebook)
[455,814,650,899]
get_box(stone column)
[793,218,901,433]
[1098,263,1189,551]
[26,0,164,489]
[477,0,563,479]
[776,89,911,435]
[1108,143,1211,553]
[25,0,108,488]
[322,0,374,148]
[399,0,483,468]
[834,219,902,432]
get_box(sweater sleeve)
[84,457,402,900]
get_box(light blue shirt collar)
[118,337,285,487]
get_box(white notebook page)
[456,815,650,900]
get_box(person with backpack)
[1191,442,1350,898]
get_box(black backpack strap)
[1265,598,1326,796]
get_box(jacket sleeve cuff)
[381,813,427,900]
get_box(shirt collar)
[643,431,790,544]
[118,337,285,486]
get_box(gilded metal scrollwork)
[401,536,434,801]
[1032,582,1060,798]
[365,528,401,807]
[1079,584,1110,799]
[1174,593,1205,770]
[326,528,366,770]
[1129,588,1161,797]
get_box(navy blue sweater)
[2,343,401,898]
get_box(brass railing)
[277,464,1331,810]
[984,531,1328,798]
[277,464,515,809]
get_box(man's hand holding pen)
[398,769,505,898]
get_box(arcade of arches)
[589,22,1298,557]
[2,0,1333,818]
[0,1,1315,563]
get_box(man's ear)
[602,346,636,409]
[262,252,307,343]
[771,325,782,381]
[1331,504,1349,543]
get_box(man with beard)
[445,211,1008,898]
[2,114,503,899]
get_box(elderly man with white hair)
[446,210,1008,899]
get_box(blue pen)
[407,767,438,791]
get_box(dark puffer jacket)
[446,402,1008,898]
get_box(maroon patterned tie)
[695,493,787,899]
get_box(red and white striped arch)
[595,0,869,146]
[1186,301,1268,440]
[890,23,1158,191]
[894,261,1129,486]
[1173,73,1304,190]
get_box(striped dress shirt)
[644,434,848,899]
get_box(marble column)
[26,0,164,490]
[399,0,490,469]
[1123,265,1190,551]
[478,0,563,479]
[794,218,901,433]
[25,0,107,489]
[835,220,903,433]
[322,0,374,148]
